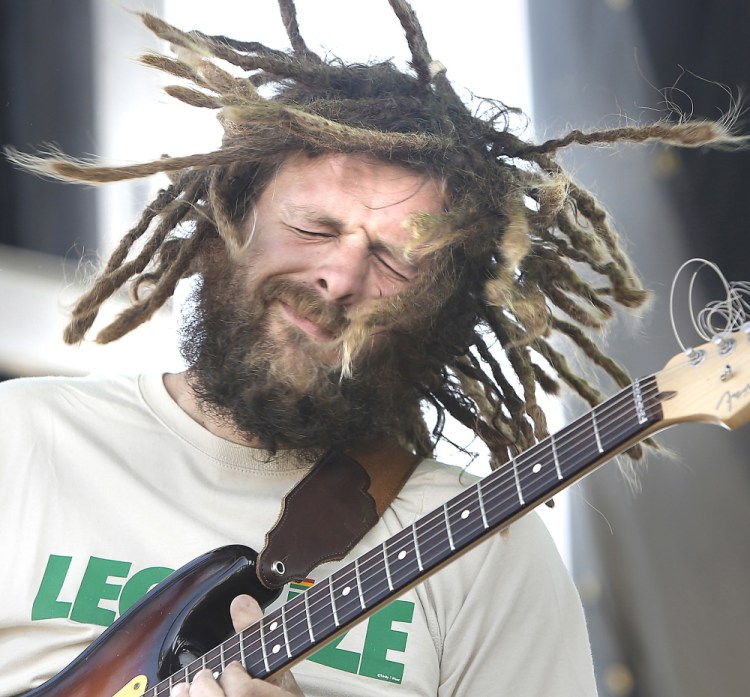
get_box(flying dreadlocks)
[7,0,745,467]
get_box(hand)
[171,595,304,697]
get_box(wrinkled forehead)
[270,151,447,211]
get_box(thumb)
[229,594,263,633]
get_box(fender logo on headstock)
[716,382,750,413]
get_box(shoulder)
[0,372,139,399]
[0,373,143,424]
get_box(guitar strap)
[256,444,421,589]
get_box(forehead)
[263,152,445,223]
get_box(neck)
[163,372,267,447]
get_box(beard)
[179,259,423,453]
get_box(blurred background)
[1,1,748,695]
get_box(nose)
[313,238,369,305]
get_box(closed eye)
[291,227,336,239]
[372,251,411,282]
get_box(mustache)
[258,278,349,337]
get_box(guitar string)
[149,376,667,693]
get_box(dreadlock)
[6,0,747,468]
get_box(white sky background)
[93,0,569,560]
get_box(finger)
[219,662,268,695]
[229,594,263,633]
[269,670,305,697]
[219,662,304,697]
[170,682,189,697]
[186,669,224,696]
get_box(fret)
[260,606,288,674]
[358,545,391,608]
[511,458,525,504]
[354,557,366,609]
[443,503,455,550]
[514,446,564,508]
[260,615,270,674]
[203,644,222,677]
[330,565,362,626]
[411,523,424,571]
[306,578,338,642]
[592,410,604,453]
[382,540,394,591]
[280,604,292,659]
[477,478,489,529]
[550,417,601,482]
[550,433,562,480]
[480,466,525,529]
[238,632,247,665]
[303,588,315,644]
[283,593,312,658]
[220,640,225,671]
[237,627,266,678]
[184,656,212,686]
[328,576,340,626]
[414,507,452,570]
[444,486,483,549]
[383,527,420,589]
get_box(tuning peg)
[712,334,736,356]
[685,347,705,365]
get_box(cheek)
[241,238,306,284]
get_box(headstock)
[656,325,750,430]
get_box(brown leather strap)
[256,445,421,589]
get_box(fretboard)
[147,375,663,694]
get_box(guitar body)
[23,545,280,697]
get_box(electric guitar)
[22,328,750,697]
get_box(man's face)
[234,152,445,380]
[184,152,445,449]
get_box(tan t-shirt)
[0,373,596,696]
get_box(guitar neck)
[148,375,662,690]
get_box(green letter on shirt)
[32,555,73,620]
[70,557,131,626]
[358,600,414,684]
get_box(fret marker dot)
[269,621,278,631]
[398,550,407,560]
[461,509,470,519]
[272,645,281,654]
[342,586,351,596]
[532,463,542,474]
[213,672,220,679]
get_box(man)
[2,1,739,696]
